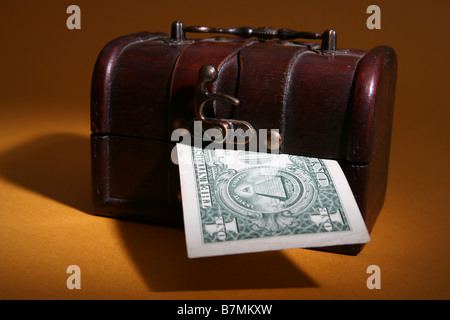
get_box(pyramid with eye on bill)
[238,176,287,200]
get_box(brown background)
[0,0,449,299]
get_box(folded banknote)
[176,144,370,258]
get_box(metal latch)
[193,64,255,145]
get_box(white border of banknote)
[177,143,370,258]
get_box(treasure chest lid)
[91,28,397,164]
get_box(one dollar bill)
[176,144,370,258]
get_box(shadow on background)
[117,220,319,291]
[0,133,318,291]
[0,133,94,214]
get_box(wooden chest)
[90,21,397,254]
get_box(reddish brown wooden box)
[90,22,397,255]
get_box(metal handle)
[171,20,337,52]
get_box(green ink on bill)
[177,144,370,258]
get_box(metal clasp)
[193,64,255,144]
